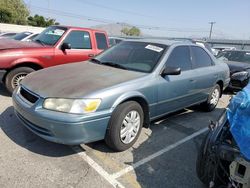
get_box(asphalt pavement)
[0,83,231,188]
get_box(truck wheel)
[196,132,214,185]
[200,84,221,112]
[105,101,144,151]
[5,67,35,93]
[196,131,225,187]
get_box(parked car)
[10,31,33,41]
[10,32,40,42]
[109,37,124,46]
[212,46,236,56]
[22,33,39,42]
[0,25,109,93]
[196,84,250,188]
[12,39,230,151]
[0,32,17,39]
[217,50,250,91]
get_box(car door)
[190,46,218,102]
[54,30,96,65]
[156,46,197,117]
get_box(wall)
[0,23,45,34]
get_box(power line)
[29,5,210,33]
[73,0,155,19]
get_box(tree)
[0,8,12,23]
[27,14,59,27]
[121,26,141,36]
[0,0,29,25]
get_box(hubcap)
[210,88,220,106]
[11,73,27,88]
[120,110,141,144]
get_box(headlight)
[231,71,249,80]
[43,98,101,114]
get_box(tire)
[196,132,214,186]
[201,84,221,112]
[196,131,225,187]
[105,101,144,152]
[5,67,35,93]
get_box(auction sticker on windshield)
[145,44,164,52]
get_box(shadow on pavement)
[85,107,225,187]
[0,106,76,157]
[129,107,226,188]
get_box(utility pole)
[209,22,216,39]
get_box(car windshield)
[11,32,32,40]
[217,51,250,63]
[92,41,167,73]
[33,26,67,46]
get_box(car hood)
[22,61,146,98]
[226,61,250,73]
[0,38,42,50]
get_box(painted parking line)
[71,127,208,187]
[72,146,125,188]
[111,127,209,179]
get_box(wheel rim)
[11,73,27,88]
[210,88,220,106]
[120,110,141,144]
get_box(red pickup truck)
[0,25,109,93]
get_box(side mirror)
[61,43,71,51]
[161,66,181,76]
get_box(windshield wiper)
[34,39,45,46]
[101,62,127,70]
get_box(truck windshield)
[93,41,167,73]
[33,26,67,46]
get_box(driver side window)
[166,46,192,71]
[63,31,92,49]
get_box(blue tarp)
[227,84,250,160]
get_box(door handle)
[190,79,196,82]
[88,54,95,57]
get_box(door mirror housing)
[61,43,71,51]
[161,66,181,76]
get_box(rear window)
[12,32,32,40]
[95,33,108,50]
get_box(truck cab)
[0,25,109,93]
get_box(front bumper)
[0,69,6,82]
[12,89,111,145]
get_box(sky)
[23,0,250,39]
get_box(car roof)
[124,38,193,46]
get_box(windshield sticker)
[46,29,65,36]
[145,45,163,52]
[246,53,250,55]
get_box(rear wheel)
[201,84,221,112]
[5,67,35,93]
[105,101,144,151]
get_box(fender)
[111,91,149,111]
[10,57,45,68]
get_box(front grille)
[20,87,39,104]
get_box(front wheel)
[200,84,221,112]
[5,67,35,93]
[105,101,144,151]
